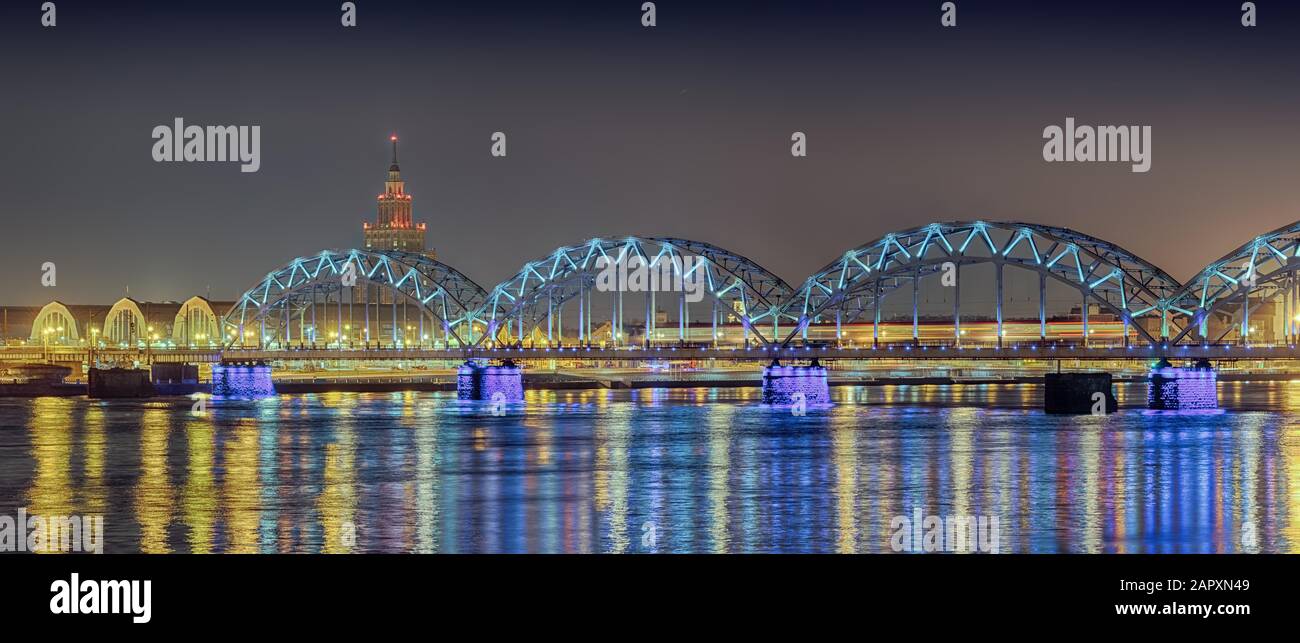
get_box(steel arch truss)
[783,221,1185,346]
[221,249,488,348]
[476,237,797,346]
[1164,222,1300,344]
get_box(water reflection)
[0,381,1297,553]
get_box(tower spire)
[386,134,402,181]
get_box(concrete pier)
[211,363,276,397]
[761,359,830,405]
[1148,358,1217,410]
[456,360,524,401]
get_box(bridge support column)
[912,263,919,345]
[873,276,881,348]
[1241,284,1250,346]
[679,291,685,342]
[953,262,961,346]
[1285,275,1292,344]
[995,263,1003,348]
[1038,272,1046,343]
[711,299,718,347]
[1081,290,1089,348]
[1284,276,1294,345]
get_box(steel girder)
[782,221,1185,346]
[475,237,797,346]
[1164,221,1300,344]
[221,249,488,348]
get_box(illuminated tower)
[363,135,433,258]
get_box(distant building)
[1,298,234,348]
[362,136,434,259]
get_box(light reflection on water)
[1,382,1299,553]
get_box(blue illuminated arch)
[782,221,1184,347]
[475,237,796,347]
[221,249,488,348]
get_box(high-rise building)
[363,136,434,258]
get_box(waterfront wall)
[88,368,154,398]
[1044,372,1117,414]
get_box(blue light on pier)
[457,361,524,401]
[211,364,276,398]
[1147,359,1217,410]
[761,361,830,405]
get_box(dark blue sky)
[2,0,1299,304]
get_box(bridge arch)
[104,298,150,346]
[220,249,488,349]
[1163,220,1300,345]
[782,221,1184,347]
[29,301,80,345]
[172,296,222,347]
[476,237,796,347]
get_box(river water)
[1,381,1297,553]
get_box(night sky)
[3,0,1300,305]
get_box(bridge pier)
[1147,358,1218,410]
[211,362,276,397]
[457,360,524,401]
[761,359,829,406]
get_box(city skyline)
[5,0,1300,305]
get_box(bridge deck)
[4,344,1300,363]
